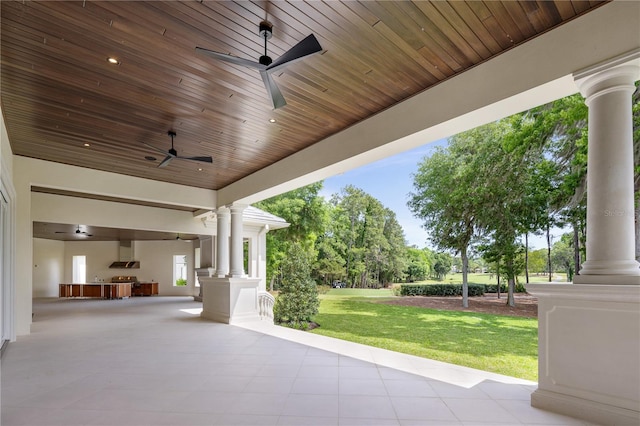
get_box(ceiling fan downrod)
[259,21,273,66]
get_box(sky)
[320,140,446,249]
[320,139,565,251]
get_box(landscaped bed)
[381,293,538,318]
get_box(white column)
[257,225,269,292]
[214,207,230,278]
[527,52,640,425]
[573,59,640,284]
[228,204,246,278]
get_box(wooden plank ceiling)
[1,1,605,191]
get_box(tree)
[528,249,548,275]
[408,128,491,307]
[273,242,320,329]
[505,94,589,280]
[431,252,452,280]
[405,247,431,282]
[254,182,327,289]
[330,185,407,288]
[551,234,575,281]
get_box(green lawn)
[311,289,538,381]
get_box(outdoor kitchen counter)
[59,283,132,299]
[131,282,158,297]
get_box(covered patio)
[2,296,586,426]
[1,1,639,424]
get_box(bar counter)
[59,283,132,299]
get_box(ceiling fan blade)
[158,155,174,168]
[177,155,213,164]
[260,70,286,109]
[195,47,266,70]
[143,142,169,155]
[266,34,322,74]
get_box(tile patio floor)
[1,297,594,425]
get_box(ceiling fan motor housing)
[259,55,273,66]
[259,21,273,39]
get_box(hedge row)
[484,282,527,293]
[399,282,526,297]
[400,284,485,297]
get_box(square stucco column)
[528,284,640,424]
[199,277,260,324]
[528,51,640,425]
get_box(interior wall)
[50,239,196,296]
[1,106,17,341]
[63,241,119,283]
[135,240,195,296]
[32,238,64,297]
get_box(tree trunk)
[506,259,515,307]
[573,223,581,280]
[546,224,552,282]
[524,233,530,284]
[461,248,469,308]
[496,261,501,299]
[270,276,275,292]
[507,277,516,307]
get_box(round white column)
[229,204,246,278]
[214,207,230,278]
[574,64,640,280]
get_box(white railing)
[258,291,275,322]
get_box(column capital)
[228,204,248,213]
[573,49,640,100]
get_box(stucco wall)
[32,239,64,297]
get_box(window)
[194,248,201,287]
[173,255,187,286]
[72,255,86,284]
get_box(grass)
[311,288,538,381]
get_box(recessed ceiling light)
[269,118,276,123]
[197,168,203,172]
[83,143,90,147]
[107,57,120,64]
[144,156,157,161]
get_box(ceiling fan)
[143,131,213,168]
[55,225,92,237]
[164,233,192,242]
[196,21,322,109]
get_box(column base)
[532,389,640,425]
[527,283,640,425]
[200,277,261,324]
[573,274,640,285]
[577,259,640,279]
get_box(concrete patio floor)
[1,297,595,425]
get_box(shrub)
[399,283,485,297]
[175,278,187,286]
[317,285,331,295]
[484,282,527,293]
[274,243,319,329]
